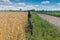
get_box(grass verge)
[39,11,60,17]
[27,12,60,40]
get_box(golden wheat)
[0,12,28,40]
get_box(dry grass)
[0,12,28,40]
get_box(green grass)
[27,12,60,40]
[39,11,60,17]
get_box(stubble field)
[0,12,28,40]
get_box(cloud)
[0,0,12,4]
[0,5,20,10]
[41,1,50,4]
[57,3,60,5]
[38,5,60,11]
[23,5,38,10]
[0,4,37,10]
[0,0,27,10]
[0,0,26,6]
[0,0,60,11]
[0,1,38,10]
[0,4,60,11]
[14,2,26,6]
[34,5,39,7]
[0,0,37,10]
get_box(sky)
[0,0,60,11]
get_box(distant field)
[0,12,28,40]
[39,11,60,17]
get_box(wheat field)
[0,12,28,40]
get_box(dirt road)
[38,14,60,29]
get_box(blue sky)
[11,0,60,5]
[0,0,60,10]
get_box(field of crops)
[0,12,28,40]
[27,12,60,40]
[39,11,60,17]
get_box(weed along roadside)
[27,12,60,40]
